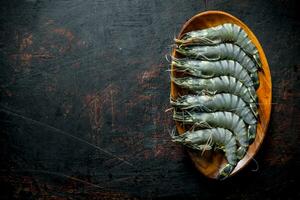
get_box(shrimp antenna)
[172,31,179,42]
[164,107,174,113]
[169,126,177,137]
[169,126,185,143]
[193,121,212,129]
[185,110,193,118]
[167,68,189,73]
[169,75,176,83]
[178,36,216,47]
[204,0,208,10]
[195,53,220,61]
[173,56,190,62]
[201,131,213,156]
[251,157,259,172]
[169,95,176,102]
[171,56,180,62]
[174,37,185,44]
[177,92,183,98]
[199,36,215,44]
[165,54,172,63]
[189,123,197,132]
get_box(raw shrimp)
[170,93,258,124]
[171,127,237,178]
[175,23,261,68]
[176,43,260,74]
[173,111,249,159]
[171,75,257,105]
[172,58,259,88]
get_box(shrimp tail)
[236,146,247,159]
[248,124,257,143]
[253,54,262,69]
[250,103,259,117]
[218,164,234,180]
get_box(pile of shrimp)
[170,23,261,179]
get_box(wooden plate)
[171,11,272,179]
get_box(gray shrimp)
[170,93,258,125]
[171,127,237,178]
[172,58,259,88]
[173,111,250,159]
[175,23,261,68]
[176,43,260,75]
[171,75,257,105]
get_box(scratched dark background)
[0,0,299,199]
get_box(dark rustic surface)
[0,0,299,199]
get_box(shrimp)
[171,75,257,105]
[173,111,249,159]
[175,23,261,68]
[176,43,260,74]
[170,93,258,124]
[172,58,259,88]
[171,128,237,178]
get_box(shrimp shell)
[175,23,261,68]
[173,111,250,159]
[172,58,259,88]
[176,43,259,74]
[171,75,257,105]
[170,93,258,124]
[171,128,237,178]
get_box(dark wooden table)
[1,0,299,199]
